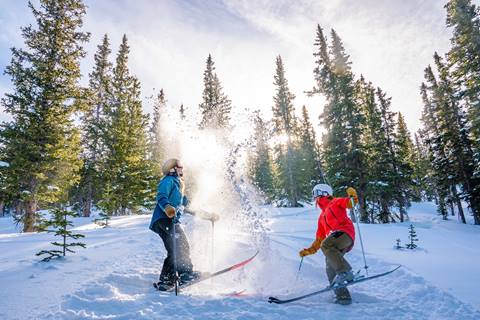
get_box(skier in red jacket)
[299,184,358,305]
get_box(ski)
[154,251,259,293]
[268,265,401,304]
[220,289,247,297]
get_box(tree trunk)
[448,198,455,217]
[358,191,369,223]
[23,200,37,232]
[451,187,466,224]
[83,181,92,217]
[0,202,4,217]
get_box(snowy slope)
[0,203,479,320]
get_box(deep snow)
[1,202,479,320]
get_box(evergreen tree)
[179,103,186,120]
[395,238,402,250]
[0,161,9,217]
[311,26,369,221]
[198,55,232,130]
[0,0,89,231]
[433,52,476,223]
[297,105,325,199]
[248,112,275,200]
[393,113,416,221]
[93,210,111,227]
[412,132,436,202]
[357,78,396,223]
[374,87,400,222]
[77,34,112,217]
[445,0,480,169]
[36,207,86,262]
[101,35,156,215]
[405,224,419,249]
[149,89,167,176]
[271,56,301,206]
[421,70,452,219]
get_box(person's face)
[175,162,184,177]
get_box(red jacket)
[315,197,355,250]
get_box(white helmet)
[312,183,333,199]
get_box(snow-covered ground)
[1,202,479,320]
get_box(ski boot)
[333,287,352,305]
[153,275,175,291]
[179,270,203,284]
[333,270,354,286]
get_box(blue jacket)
[149,174,189,231]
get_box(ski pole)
[350,197,369,276]
[172,217,179,295]
[295,257,304,281]
[210,219,215,273]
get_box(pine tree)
[393,113,416,221]
[149,89,167,176]
[395,238,402,250]
[405,224,419,249]
[0,0,89,232]
[374,88,401,222]
[0,161,10,216]
[77,34,112,217]
[357,78,396,223]
[421,70,452,219]
[445,0,480,171]
[297,105,325,199]
[311,26,369,221]
[248,112,275,201]
[433,52,476,223]
[101,35,156,215]
[36,207,86,262]
[271,56,301,207]
[412,132,436,201]
[198,55,232,130]
[179,103,186,120]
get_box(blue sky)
[1,0,476,134]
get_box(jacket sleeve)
[337,197,354,209]
[315,214,326,240]
[156,179,173,211]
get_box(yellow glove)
[299,238,323,257]
[164,205,176,218]
[299,247,316,257]
[346,187,358,208]
[346,187,357,198]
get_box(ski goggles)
[312,189,330,198]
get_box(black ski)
[154,251,259,293]
[268,265,401,304]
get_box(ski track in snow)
[1,206,479,320]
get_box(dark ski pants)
[152,219,193,280]
[322,232,353,299]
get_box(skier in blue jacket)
[150,158,219,290]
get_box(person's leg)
[325,254,351,303]
[321,232,353,274]
[153,219,175,281]
[174,223,194,274]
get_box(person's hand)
[208,212,220,222]
[346,187,357,198]
[299,238,323,257]
[299,247,316,257]
[346,187,358,208]
[165,205,176,218]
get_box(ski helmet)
[162,158,182,176]
[312,183,333,199]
